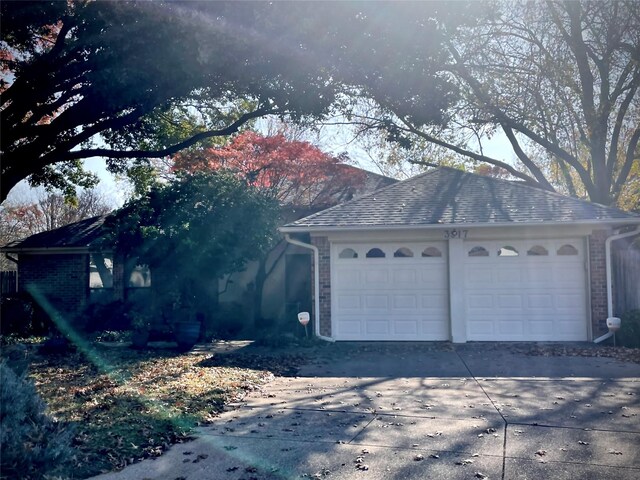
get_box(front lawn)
[3,339,305,479]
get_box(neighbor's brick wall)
[311,236,331,337]
[18,253,90,318]
[589,230,609,337]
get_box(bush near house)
[0,293,54,337]
[0,362,76,480]
[618,310,640,348]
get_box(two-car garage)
[283,168,638,343]
[331,238,588,342]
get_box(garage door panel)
[527,294,553,308]
[496,268,522,284]
[498,320,524,335]
[335,268,360,288]
[464,239,587,341]
[497,294,523,308]
[333,242,449,341]
[335,319,362,335]
[366,320,390,335]
[556,293,585,309]
[364,269,388,285]
[552,266,583,284]
[392,294,418,309]
[364,295,388,310]
[393,269,418,283]
[421,292,449,310]
[421,265,447,285]
[336,295,361,310]
[465,267,493,285]
[393,320,418,335]
[466,294,494,309]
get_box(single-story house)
[0,166,396,331]
[280,167,640,343]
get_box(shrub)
[0,293,54,337]
[618,310,640,348]
[0,362,76,479]
[78,300,132,332]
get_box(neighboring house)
[280,167,640,343]
[0,166,395,328]
[0,215,130,317]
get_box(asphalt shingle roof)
[284,167,639,229]
[1,215,109,251]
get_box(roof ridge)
[289,168,440,225]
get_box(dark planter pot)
[174,320,201,351]
[131,330,150,349]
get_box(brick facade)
[311,236,331,336]
[18,253,90,318]
[588,229,609,337]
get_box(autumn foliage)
[173,132,366,209]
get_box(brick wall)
[588,230,609,337]
[311,236,331,337]
[18,253,90,318]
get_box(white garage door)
[464,239,588,341]
[332,243,449,340]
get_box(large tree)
[173,131,368,324]
[328,0,639,207]
[0,1,340,201]
[106,171,279,331]
[173,131,366,209]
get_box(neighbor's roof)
[1,215,110,252]
[281,167,639,231]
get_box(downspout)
[594,226,639,343]
[284,234,334,342]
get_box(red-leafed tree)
[173,132,368,327]
[173,131,367,213]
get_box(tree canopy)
[105,171,279,308]
[173,131,366,209]
[327,0,639,207]
[3,1,636,208]
[0,1,342,201]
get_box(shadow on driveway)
[93,342,640,480]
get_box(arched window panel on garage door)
[497,245,519,257]
[527,245,549,256]
[557,244,579,255]
[556,243,578,256]
[338,248,358,259]
[421,246,442,257]
[366,247,386,258]
[468,246,489,257]
[394,247,414,258]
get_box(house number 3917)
[443,229,468,239]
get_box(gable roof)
[1,215,110,253]
[282,167,639,231]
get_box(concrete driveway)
[94,343,640,480]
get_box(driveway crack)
[455,347,509,480]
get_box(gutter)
[594,226,639,343]
[284,234,334,343]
